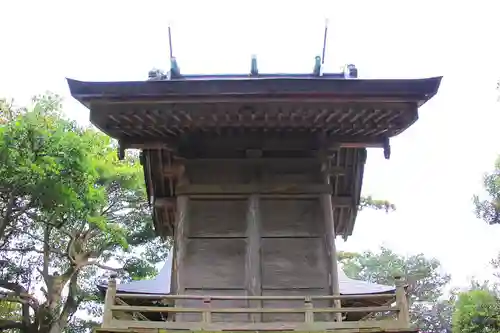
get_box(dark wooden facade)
[68,76,441,240]
[171,157,342,323]
[69,75,440,331]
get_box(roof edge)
[67,76,442,105]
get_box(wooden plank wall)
[173,160,332,322]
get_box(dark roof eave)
[67,76,442,106]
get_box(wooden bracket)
[383,137,391,160]
[117,142,126,160]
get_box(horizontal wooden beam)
[119,136,382,151]
[111,304,397,314]
[103,318,407,331]
[165,158,347,176]
[114,292,395,301]
[176,184,332,195]
[98,96,418,105]
[121,140,174,150]
[154,195,353,206]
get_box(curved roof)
[67,76,441,106]
[99,253,394,296]
[68,76,442,143]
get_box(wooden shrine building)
[68,56,441,332]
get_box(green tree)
[452,289,500,333]
[473,156,500,225]
[339,247,452,333]
[473,156,500,281]
[0,95,170,333]
[0,300,22,333]
[360,196,396,212]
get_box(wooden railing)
[100,276,412,332]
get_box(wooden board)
[260,238,328,289]
[188,199,247,237]
[184,239,246,289]
[260,199,323,237]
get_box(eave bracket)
[383,137,391,160]
[117,142,126,160]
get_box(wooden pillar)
[174,195,189,295]
[245,194,262,322]
[172,194,189,322]
[320,158,343,322]
[102,275,116,328]
[174,168,189,297]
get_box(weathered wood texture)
[150,149,366,240]
[103,291,412,331]
[172,160,339,323]
[245,195,262,322]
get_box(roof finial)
[250,55,259,76]
[313,18,329,77]
[168,24,181,79]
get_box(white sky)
[1,0,500,288]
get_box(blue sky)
[1,0,499,288]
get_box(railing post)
[202,297,212,323]
[394,275,410,327]
[304,296,314,323]
[102,274,117,328]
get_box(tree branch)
[0,280,28,295]
[58,273,81,327]
[0,282,39,311]
[21,229,66,257]
[0,247,46,254]
[43,225,50,280]
[85,261,122,272]
[0,191,16,241]
[0,319,24,330]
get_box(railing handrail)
[110,304,398,314]
[113,292,395,301]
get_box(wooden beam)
[320,157,343,323]
[175,184,332,195]
[120,140,175,151]
[104,318,409,332]
[155,195,353,206]
[116,136,384,152]
[110,304,398,314]
[114,293,396,301]
[173,196,188,294]
[96,96,419,104]
[245,195,262,322]
[175,158,347,175]
[185,136,382,152]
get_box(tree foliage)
[339,247,452,333]
[359,196,396,212]
[0,95,169,333]
[452,289,500,333]
[473,156,500,225]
